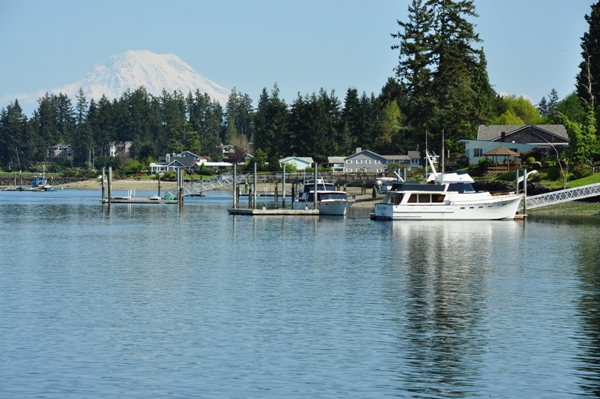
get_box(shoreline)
[35,178,600,216]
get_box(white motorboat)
[372,152,523,220]
[293,178,350,216]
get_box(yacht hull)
[293,200,350,216]
[372,195,522,220]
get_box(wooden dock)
[228,208,319,216]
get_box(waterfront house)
[460,125,569,165]
[327,156,345,173]
[343,148,412,174]
[279,156,314,171]
[150,152,204,175]
[105,141,133,157]
[47,143,74,162]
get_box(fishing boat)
[371,152,523,220]
[293,178,350,216]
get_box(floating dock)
[228,208,319,216]
[101,197,178,204]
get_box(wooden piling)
[108,167,113,205]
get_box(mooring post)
[275,182,278,205]
[313,163,318,210]
[101,167,106,203]
[233,163,237,209]
[108,167,112,206]
[253,162,257,210]
[523,168,528,215]
[282,167,286,209]
[177,168,184,208]
[158,173,161,198]
[515,168,520,194]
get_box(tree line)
[1,0,598,173]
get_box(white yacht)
[293,178,350,216]
[372,152,523,220]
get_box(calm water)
[1,189,600,398]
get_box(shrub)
[547,167,561,181]
[571,165,593,180]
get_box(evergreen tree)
[538,96,549,117]
[73,88,92,164]
[576,1,600,107]
[547,88,560,115]
[225,88,254,142]
[391,0,434,146]
[253,84,289,158]
[427,0,491,152]
[0,101,28,169]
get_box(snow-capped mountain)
[54,50,231,104]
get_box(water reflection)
[383,221,522,396]
[574,227,600,396]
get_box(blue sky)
[0,0,595,116]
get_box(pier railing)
[183,172,250,195]
[526,182,600,209]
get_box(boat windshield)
[303,183,336,192]
[447,183,475,193]
[306,193,347,201]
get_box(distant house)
[150,151,234,174]
[460,125,569,164]
[150,152,204,175]
[407,151,421,168]
[343,148,412,174]
[218,144,235,159]
[47,143,74,162]
[279,156,314,171]
[105,141,133,157]
[327,156,345,173]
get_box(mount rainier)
[55,50,231,104]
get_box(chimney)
[356,147,362,153]
[500,132,506,142]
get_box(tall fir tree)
[576,1,600,108]
[391,0,434,147]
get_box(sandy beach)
[55,178,179,192]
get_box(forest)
[0,0,598,173]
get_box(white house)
[460,124,569,164]
[279,156,314,171]
[150,152,204,175]
[327,156,345,173]
[343,148,414,173]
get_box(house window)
[473,148,483,157]
[346,160,352,164]
[356,159,362,164]
[365,160,371,164]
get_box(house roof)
[279,156,314,164]
[345,149,386,161]
[328,156,345,164]
[382,155,410,161]
[407,151,420,159]
[483,146,521,157]
[477,125,568,141]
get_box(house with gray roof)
[460,124,569,164]
[327,156,345,172]
[343,148,414,174]
[279,156,314,171]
